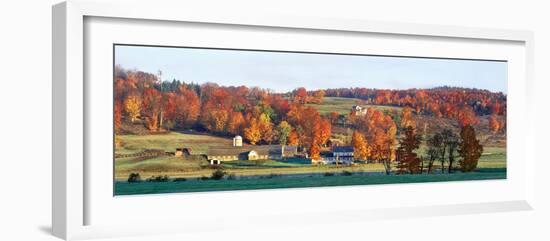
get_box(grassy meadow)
[306,97,401,115]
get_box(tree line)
[323,87,506,129]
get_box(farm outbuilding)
[233,135,243,147]
[206,145,298,164]
[174,148,192,157]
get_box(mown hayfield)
[306,97,401,115]
[116,131,232,155]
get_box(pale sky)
[115,45,507,94]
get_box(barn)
[206,145,298,165]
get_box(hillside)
[306,97,401,115]
[309,97,506,147]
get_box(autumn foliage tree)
[458,125,483,172]
[309,89,325,104]
[356,108,398,169]
[287,130,299,146]
[352,131,368,160]
[175,87,200,128]
[489,115,500,133]
[161,93,177,130]
[293,87,308,104]
[317,119,332,147]
[258,113,274,144]
[396,126,421,174]
[227,111,246,135]
[309,142,321,160]
[244,117,261,145]
[141,88,161,131]
[114,101,123,131]
[400,106,416,130]
[457,106,479,127]
[124,95,141,123]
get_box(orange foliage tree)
[457,106,478,127]
[352,131,368,160]
[175,87,200,128]
[227,112,246,135]
[287,130,299,146]
[400,106,416,130]
[489,115,500,133]
[317,119,332,147]
[141,88,161,131]
[244,118,261,145]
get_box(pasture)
[116,131,232,155]
[306,97,401,115]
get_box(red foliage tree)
[141,88,162,131]
[227,112,246,135]
[114,101,123,131]
[293,87,308,104]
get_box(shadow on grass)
[474,168,507,173]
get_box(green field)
[115,169,506,195]
[306,97,401,115]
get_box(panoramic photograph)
[113,45,507,195]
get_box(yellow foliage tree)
[258,113,274,144]
[124,95,141,122]
[244,118,261,145]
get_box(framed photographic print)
[53,0,535,240]
[112,44,508,195]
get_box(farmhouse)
[313,146,354,165]
[352,105,367,116]
[332,146,354,162]
[206,145,298,165]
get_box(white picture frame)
[52,0,535,240]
